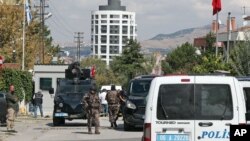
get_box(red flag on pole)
[212,0,222,15]
[91,65,96,78]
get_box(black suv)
[50,62,95,126]
[122,75,158,131]
[0,92,7,125]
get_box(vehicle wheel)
[123,121,132,131]
[53,118,65,126]
[0,116,6,126]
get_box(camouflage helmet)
[90,85,97,91]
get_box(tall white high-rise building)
[91,0,137,66]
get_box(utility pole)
[226,12,231,63]
[74,32,84,62]
[35,0,49,64]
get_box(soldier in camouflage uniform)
[82,85,101,134]
[105,85,124,128]
[6,84,18,132]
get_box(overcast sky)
[44,0,249,45]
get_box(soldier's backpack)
[106,90,119,104]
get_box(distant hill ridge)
[141,24,226,49]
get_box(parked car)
[0,92,7,125]
[122,75,159,131]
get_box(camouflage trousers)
[87,108,100,132]
[108,104,120,123]
[6,108,16,130]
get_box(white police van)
[237,77,250,124]
[143,75,248,141]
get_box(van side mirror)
[246,112,250,121]
[49,88,54,94]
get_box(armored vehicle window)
[40,78,52,90]
[58,85,91,94]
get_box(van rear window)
[157,84,233,120]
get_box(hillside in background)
[141,24,226,50]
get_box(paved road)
[0,116,142,141]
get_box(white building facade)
[91,0,137,66]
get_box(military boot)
[95,127,100,134]
[88,128,93,134]
[114,122,118,128]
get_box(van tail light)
[143,123,151,141]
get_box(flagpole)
[215,12,219,57]
[226,12,231,63]
[22,0,26,71]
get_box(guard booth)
[32,64,69,116]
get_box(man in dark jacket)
[33,91,43,118]
[6,84,18,132]
[82,85,101,134]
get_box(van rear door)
[153,76,195,141]
[194,76,239,141]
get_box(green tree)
[0,5,58,70]
[110,39,146,80]
[80,57,126,89]
[205,32,216,54]
[193,54,229,73]
[163,42,201,73]
[229,40,250,76]
[193,32,230,74]
[0,68,33,102]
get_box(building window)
[110,25,119,34]
[122,26,128,34]
[101,55,106,59]
[110,15,120,18]
[101,35,107,44]
[40,78,52,90]
[110,46,119,54]
[122,20,128,24]
[101,20,107,23]
[122,36,128,44]
[101,15,107,18]
[101,45,106,53]
[95,20,98,24]
[95,26,98,34]
[101,25,107,33]
[95,15,99,19]
[122,15,128,19]
[95,45,98,54]
[110,20,119,24]
[95,36,98,44]
[110,35,119,44]
[130,26,134,34]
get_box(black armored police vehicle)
[49,62,95,126]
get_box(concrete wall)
[32,64,68,116]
